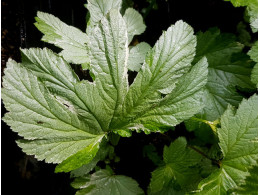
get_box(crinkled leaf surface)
[195,95,258,194]
[35,12,90,64]
[128,42,151,72]
[72,169,144,195]
[192,28,254,121]
[2,59,105,172]
[123,8,146,43]
[2,9,208,173]
[110,21,208,132]
[149,137,201,193]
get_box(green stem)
[188,145,221,167]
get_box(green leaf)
[86,0,122,26]
[225,0,258,32]
[193,28,254,121]
[248,41,258,87]
[149,137,202,193]
[110,21,208,132]
[35,12,90,64]
[2,59,105,169]
[70,143,114,177]
[143,145,163,166]
[231,166,258,194]
[247,0,258,32]
[3,9,208,174]
[71,143,113,177]
[123,8,146,43]
[55,135,104,172]
[87,9,129,130]
[113,129,132,137]
[251,64,258,87]
[72,169,144,195]
[128,42,151,72]
[195,95,258,194]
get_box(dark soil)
[1,0,247,194]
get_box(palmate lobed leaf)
[2,6,208,173]
[71,169,144,195]
[194,95,258,194]
[193,28,254,121]
[149,137,202,193]
[185,28,255,144]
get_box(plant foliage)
[2,0,258,194]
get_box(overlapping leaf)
[2,7,208,174]
[195,95,258,194]
[123,8,146,43]
[86,0,122,26]
[128,42,151,72]
[71,169,144,195]
[35,12,90,64]
[110,21,208,131]
[149,137,202,193]
[192,28,254,121]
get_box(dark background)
[2,0,246,194]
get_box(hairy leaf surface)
[2,9,208,173]
[110,21,208,131]
[2,59,105,172]
[35,12,89,64]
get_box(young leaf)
[192,28,254,121]
[195,95,258,194]
[72,169,144,195]
[123,8,146,43]
[2,59,105,172]
[149,137,202,193]
[35,12,90,64]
